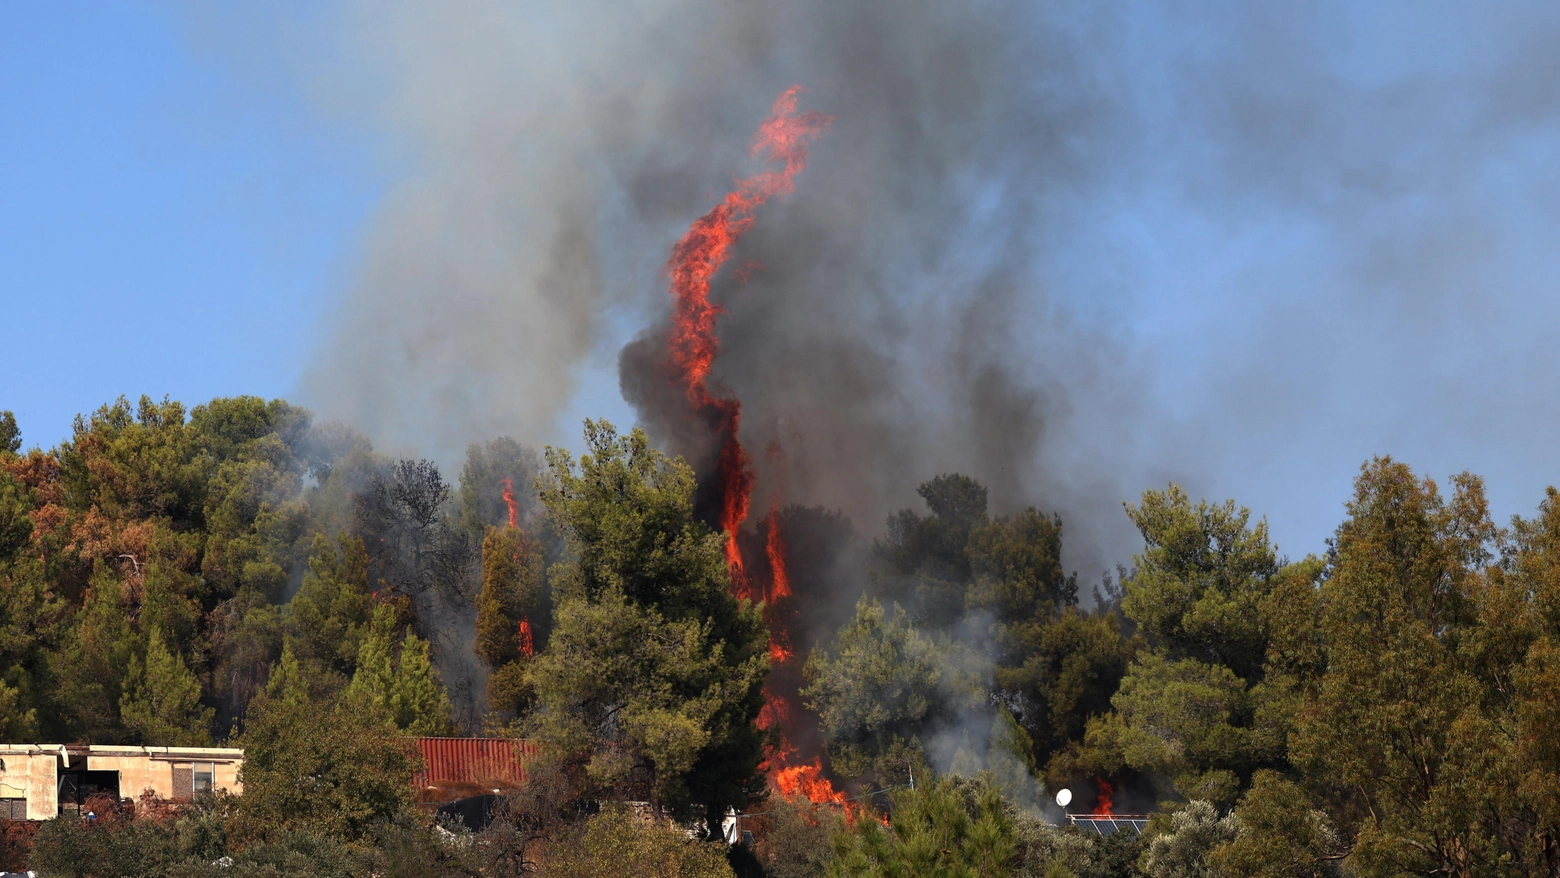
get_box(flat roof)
[0,744,242,758]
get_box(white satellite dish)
[1055,788,1072,808]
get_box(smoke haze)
[188,0,1560,572]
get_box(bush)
[232,693,418,843]
[0,819,38,872]
[544,805,735,878]
[29,797,182,878]
[1141,801,1239,878]
[827,776,1021,877]
[747,792,847,878]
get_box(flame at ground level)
[771,757,846,806]
[1093,778,1114,815]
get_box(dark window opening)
[57,770,120,815]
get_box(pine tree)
[286,534,375,674]
[0,678,34,741]
[51,563,138,741]
[345,603,454,735]
[119,628,214,746]
[0,411,20,456]
[264,641,313,707]
[476,524,545,718]
[803,596,984,785]
[828,777,1021,877]
[393,631,455,736]
[528,420,769,834]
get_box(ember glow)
[517,617,534,658]
[660,87,838,801]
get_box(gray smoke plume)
[187,0,1560,572]
[234,0,1148,573]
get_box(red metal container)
[413,737,536,795]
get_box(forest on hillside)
[1,395,1557,877]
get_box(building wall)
[89,752,173,800]
[214,759,241,793]
[0,745,244,820]
[0,748,63,820]
[88,747,245,800]
[24,753,58,819]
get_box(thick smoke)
[189,1,1560,570]
[237,0,1150,573]
[605,1,1141,574]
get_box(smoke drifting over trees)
[201,1,1560,578]
[12,0,1560,874]
[267,0,1140,573]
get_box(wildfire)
[662,85,830,596]
[666,85,831,402]
[661,86,840,805]
[771,757,847,806]
[500,477,519,529]
[517,618,534,658]
[1093,778,1114,816]
[764,512,791,602]
[768,632,794,664]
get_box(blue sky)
[7,2,1560,568]
[1,1,381,448]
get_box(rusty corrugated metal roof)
[413,737,536,790]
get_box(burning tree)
[525,421,770,838]
[634,84,849,801]
[476,500,546,721]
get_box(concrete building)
[0,744,243,820]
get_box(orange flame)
[663,87,840,807]
[517,618,534,658]
[768,632,794,664]
[762,508,794,662]
[663,86,830,592]
[666,85,831,403]
[1093,778,1114,815]
[501,478,519,529]
[772,757,846,806]
[765,512,791,603]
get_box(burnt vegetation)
[0,397,1558,877]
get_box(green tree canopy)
[344,603,455,736]
[235,693,419,843]
[1122,485,1278,680]
[804,596,984,785]
[826,776,1024,878]
[0,411,20,456]
[0,470,34,563]
[119,627,214,746]
[285,533,375,675]
[527,420,769,833]
[477,523,547,719]
[545,805,736,878]
[1282,459,1554,876]
[1077,485,1292,806]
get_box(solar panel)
[1067,814,1149,836]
